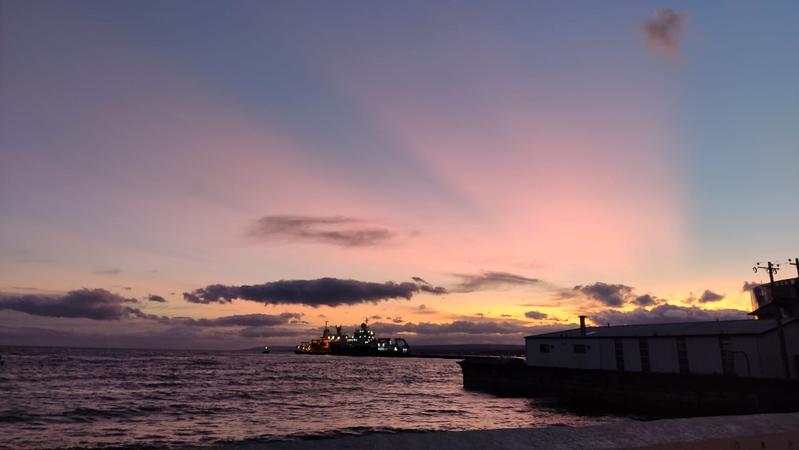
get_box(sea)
[0,347,634,449]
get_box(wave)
[185,359,223,366]
[0,349,624,449]
[211,426,435,447]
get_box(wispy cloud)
[643,9,688,54]
[94,268,122,276]
[183,277,446,307]
[415,304,438,315]
[452,271,541,293]
[251,215,395,247]
[366,319,571,342]
[238,326,312,339]
[374,320,527,335]
[164,312,303,328]
[147,294,166,303]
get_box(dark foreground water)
[0,347,632,449]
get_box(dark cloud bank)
[368,319,570,342]
[0,289,142,320]
[591,304,750,326]
[0,289,305,331]
[251,215,395,247]
[0,273,754,348]
[181,270,544,309]
[569,281,749,327]
[183,277,447,307]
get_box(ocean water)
[0,347,631,449]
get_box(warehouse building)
[525,276,799,379]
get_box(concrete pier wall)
[458,358,799,416]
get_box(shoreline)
[203,412,799,450]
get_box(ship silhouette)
[295,320,410,356]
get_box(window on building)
[539,344,553,353]
[639,338,650,373]
[614,338,625,371]
[677,337,690,374]
[573,344,587,354]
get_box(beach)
[207,412,799,450]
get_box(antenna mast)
[753,260,789,379]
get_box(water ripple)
[0,347,630,449]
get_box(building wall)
[648,338,679,374]
[685,336,722,375]
[727,336,758,377]
[622,338,641,372]
[598,339,616,370]
[787,323,799,379]
[525,338,607,370]
[525,321,799,379]
[756,322,799,379]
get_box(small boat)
[262,346,271,354]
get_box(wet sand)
[206,412,799,450]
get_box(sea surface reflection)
[0,347,632,448]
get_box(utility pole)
[754,261,779,284]
[754,261,790,379]
[790,257,799,345]
[789,257,799,277]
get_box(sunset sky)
[1,1,798,349]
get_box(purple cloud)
[184,277,446,307]
[573,282,633,307]
[452,271,541,292]
[590,304,750,326]
[0,289,141,320]
[251,215,395,247]
[524,310,548,320]
[698,289,724,303]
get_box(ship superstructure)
[295,320,410,356]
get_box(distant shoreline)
[201,413,799,450]
[0,343,524,356]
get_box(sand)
[203,412,799,450]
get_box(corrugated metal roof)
[526,319,781,339]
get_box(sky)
[1,1,798,349]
